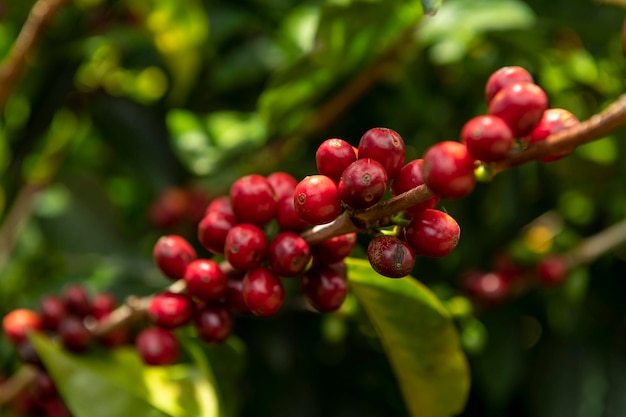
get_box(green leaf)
[31,334,220,417]
[346,258,470,417]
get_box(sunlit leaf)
[346,258,470,417]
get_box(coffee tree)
[1,0,626,416]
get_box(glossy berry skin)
[422,141,476,199]
[301,266,348,312]
[3,309,42,345]
[316,138,357,182]
[194,305,233,344]
[391,159,440,215]
[367,235,416,278]
[58,316,92,352]
[268,232,312,277]
[525,108,579,162]
[38,295,67,330]
[184,259,228,302]
[311,232,357,265]
[136,327,179,366]
[266,172,298,201]
[205,195,234,216]
[224,279,252,314]
[62,284,91,317]
[358,127,405,179]
[198,211,237,254]
[537,255,569,285]
[229,174,277,225]
[294,175,342,225]
[148,292,194,329]
[276,196,311,232]
[460,115,515,162]
[91,293,117,320]
[242,267,285,317]
[488,81,549,138]
[153,235,197,280]
[224,223,268,271]
[485,66,534,102]
[405,209,460,258]
[338,159,388,210]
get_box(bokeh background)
[1,0,626,416]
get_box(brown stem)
[0,0,70,111]
[0,365,38,405]
[567,217,626,267]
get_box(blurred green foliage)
[1,0,626,416]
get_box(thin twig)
[567,217,626,267]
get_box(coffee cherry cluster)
[2,284,126,417]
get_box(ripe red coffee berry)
[224,223,268,271]
[242,267,285,317]
[338,159,388,210]
[229,174,277,225]
[184,259,228,302]
[153,235,197,280]
[194,305,233,344]
[391,159,440,215]
[367,235,416,278]
[205,195,234,216]
[91,293,117,320]
[358,127,405,179]
[148,292,194,329]
[405,209,460,257]
[294,175,341,225]
[422,141,476,199]
[198,210,237,254]
[311,232,357,265]
[38,295,67,330]
[62,284,92,317]
[461,271,510,304]
[136,327,179,366]
[301,265,348,312]
[58,316,92,352]
[536,255,569,286]
[485,66,534,103]
[268,232,312,277]
[460,115,515,162]
[488,81,549,138]
[3,309,42,345]
[224,279,252,315]
[276,196,311,232]
[525,108,580,162]
[266,172,298,201]
[316,138,357,182]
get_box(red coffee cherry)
[148,187,192,229]
[358,127,405,179]
[32,371,57,401]
[311,232,357,265]
[460,115,515,162]
[485,66,534,103]
[194,305,233,344]
[422,141,476,199]
[184,259,228,302]
[536,255,569,286]
[275,196,311,232]
[153,235,197,280]
[404,209,460,257]
[488,81,549,138]
[525,108,580,162]
[338,159,388,210]
[148,292,194,329]
[62,284,92,318]
[229,174,277,225]
[91,292,117,320]
[242,267,285,317]
[38,295,67,331]
[367,235,416,278]
[316,138,357,182]
[301,265,348,312]
[58,316,92,352]
[136,327,179,366]
[266,172,298,201]
[391,159,440,215]
[224,279,252,315]
[268,232,312,277]
[461,271,510,304]
[224,223,268,271]
[3,309,42,345]
[205,195,234,217]
[197,210,237,254]
[294,175,342,225]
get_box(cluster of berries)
[1,285,125,417]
